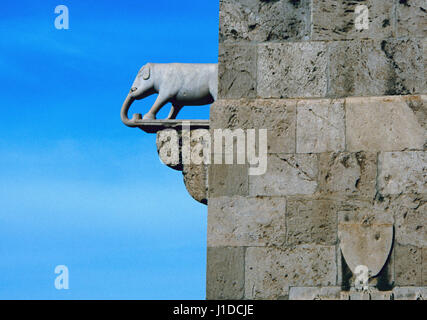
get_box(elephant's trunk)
[121,94,138,127]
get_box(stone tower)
[207,0,426,300]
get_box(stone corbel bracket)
[135,120,210,205]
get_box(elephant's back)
[157,63,217,74]
[173,64,216,103]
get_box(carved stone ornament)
[121,63,216,204]
[121,63,217,130]
[338,210,394,278]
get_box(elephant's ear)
[142,65,150,80]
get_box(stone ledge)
[136,119,209,134]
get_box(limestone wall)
[207,0,426,300]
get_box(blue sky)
[0,0,218,299]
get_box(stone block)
[258,42,328,98]
[249,154,318,196]
[208,163,248,197]
[245,100,296,154]
[210,100,244,130]
[393,287,427,300]
[286,199,337,245]
[206,247,245,300]
[397,0,427,38]
[208,196,287,247]
[296,99,345,153]
[378,152,427,195]
[219,0,311,43]
[395,244,423,286]
[318,152,377,198]
[210,99,297,154]
[380,39,426,95]
[381,194,427,248]
[346,96,426,152]
[218,44,257,99]
[403,95,427,149]
[312,0,395,40]
[245,246,337,299]
[289,287,341,300]
[328,39,424,97]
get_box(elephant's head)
[121,64,156,126]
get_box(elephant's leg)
[143,94,170,120]
[166,104,182,120]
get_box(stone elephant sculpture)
[121,63,218,127]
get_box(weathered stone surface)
[395,244,423,286]
[423,248,427,286]
[183,164,207,205]
[338,210,394,277]
[206,247,245,300]
[423,38,427,71]
[378,152,427,195]
[157,129,209,204]
[380,39,426,95]
[286,199,337,246]
[296,99,345,153]
[380,194,427,247]
[258,42,328,98]
[328,39,424,97]
[210,99,297,154]
[209,163,248,197]
[346,96,425,152]
[208,196,287,247]
[404,95,427,149]
[393,287,427,300]
[312,0,395,40]
[249,154,318,196]
[218,44,257,99]
[208,0,427,301]
[245,246,336,299]
[157,129,182,171]
[289,287,341,300]
[219,0,311,43]
[318,152,377,198]
[397,0,427,38]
